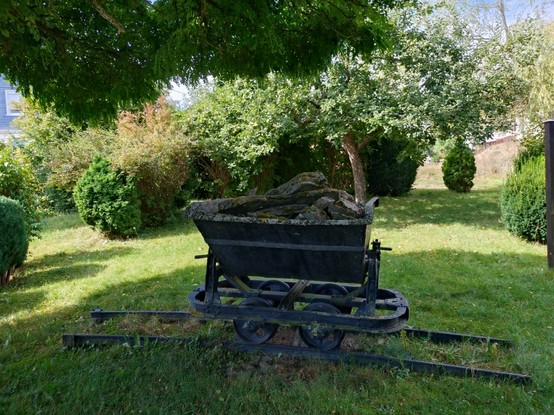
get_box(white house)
[0,75,22,142]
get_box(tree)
[181,4,525,203]
[0,0,399,123]
[514,20,554,126]
[304,4,522,202]
[14,100,114,211]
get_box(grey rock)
[327,202,360,220]
[313,197,336,211]
[183,172,368,223]
[265,172,329,196]
[335,199,364,218]
[247,204,310,219]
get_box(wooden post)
[544,120,554,268]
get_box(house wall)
[0,75,22,141]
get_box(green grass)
[1,181,553,414]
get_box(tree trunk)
[497,0,509,43]
[342,132,367,203]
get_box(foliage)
[73,156,141,238]
[110,99,190,226]
[13,100,77,168]
[297,3,522,201]
[15,100,113,211]
[486,19,554,156]
[512,20,554,123]
[181,77,310,195]
[513,136,545,173]
[0,145,41,238]
[0,0,398,123]
[0,196,28,285]
[441,143,476,193]
[364,136,421,196]
[500,155,546,243]
[429,139,456,163]
[181,3,521,203]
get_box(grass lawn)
[1,172,552,414]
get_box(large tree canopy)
[0,0,399,123]
[181,4,526,203]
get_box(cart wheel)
[298,302,345,351]
[259,280,290,305]
[314,283,351,314]
[233,298,278,344]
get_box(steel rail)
[60,333,531,384]
[225,342,531,385]
[88,309,512,347]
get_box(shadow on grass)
[135,218,200,241]
[26,247,136,271]
[18,247,136,290]
[376,187,504,230]
[0,289,47,318]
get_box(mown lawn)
[1,178,552,414]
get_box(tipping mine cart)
[186,196,409,351]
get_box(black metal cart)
[187,196,408,350]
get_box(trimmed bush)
[364,138,420,196]
[0,196,28,285]
[500,155,546,243]
[74,156,141,238]
[0,146,41,238]
[442,143,476,193]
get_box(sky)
[504,0,554,21]
[467,0,554,23]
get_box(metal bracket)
[278,280,311,310]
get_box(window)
[5,90,22,116]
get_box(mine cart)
[186,196,409,351]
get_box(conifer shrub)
[441,143,476,192]
[73,156,141,238]
[500,155,546,243]
[364,137,420,196]
[0,196,28,285]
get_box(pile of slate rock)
[184,172,366,221]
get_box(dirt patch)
[475,139,520,178]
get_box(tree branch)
[90,0,125,34]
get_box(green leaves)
[441,143,476,193]
[0,0,397,123]
[501,155,546,243]
[182,77,310,193]
[74,156,142,238]
[0,146,42,239]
